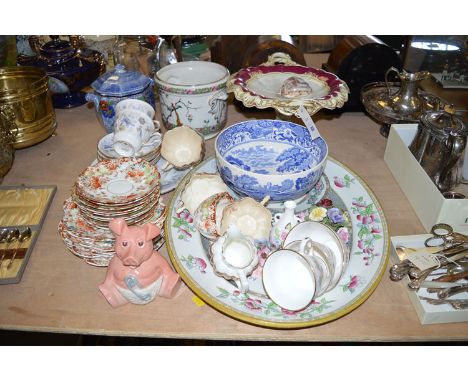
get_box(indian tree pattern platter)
[165,156,389,328]
[227,53,349,117]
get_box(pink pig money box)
[99,218,181,307]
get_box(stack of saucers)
[97,132,161,166]
[58,158,167,266]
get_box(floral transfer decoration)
[306,175,327,204]
[156,82,227,95]
[99,100,115,118]
[216,287,335,320]
[351,196,383,266]
[333,174,355,188]
[340,275,365,293]
[251,244,271,279]
[172,209,196,241]
[181,255,207,273]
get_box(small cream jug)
[210,225,258,292]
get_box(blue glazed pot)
[17,36,104,109]
[215,119,328,202]
[86,64,155,132]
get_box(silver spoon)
[0,229,9,243]
[6,227,32,270]
[0,228,19,267]
[420,297,468,310]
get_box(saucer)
[157,157,191,194]
[98,132,161,159]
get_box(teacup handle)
[141,131,162,147]
[299,238,313,255]
[236,269,250,293]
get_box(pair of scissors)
[424,223,468,248]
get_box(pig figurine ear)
[109,218,128,236]
[143,223,160,241]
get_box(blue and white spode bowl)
[215,119,328,202]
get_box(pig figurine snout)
[109,218,157,267]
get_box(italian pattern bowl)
[215,119,328,202]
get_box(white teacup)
[284,239,335,296]
[282,221,348,292]
[113,109,160,156]
[262,248,318,311]
[113,131,162,157]
[115,99,156,120]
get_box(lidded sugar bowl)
[85,64,155,132]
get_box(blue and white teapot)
[86,64,155,132]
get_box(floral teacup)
[115,99,155,120]
[193,192,234,240]
[113,109,160,156]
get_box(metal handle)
[385,66,400,98]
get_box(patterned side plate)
[75,158,160,204]
[165,156,389,328]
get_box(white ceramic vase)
[269,200,300,249]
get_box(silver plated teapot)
[409,110,467,192]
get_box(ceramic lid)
[420,110,467,138]
[91,64,153,97]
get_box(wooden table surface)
[1,54,467,342]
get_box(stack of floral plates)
[58,158,167,266]
[97,133,161,165]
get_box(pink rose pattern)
[340,275,364,293]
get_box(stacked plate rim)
[59,157,167,266]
